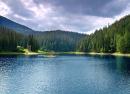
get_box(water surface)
[0,55,130,94]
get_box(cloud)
[33,0,129,17]
[0,1,12,16]
[1,0,33,17]
[0,0,130,33]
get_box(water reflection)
[115,56,130,73]
[88,55,130,73]
[0,55,130,94]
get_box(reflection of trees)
[116,57,130,72]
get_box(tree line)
[0,27,84,52]
[77,15,130,53]
[0,26,39,52]
[34,30,85,52]
[1,15,130,53]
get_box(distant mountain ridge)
[0,16,86,52]
[1,15,130,52]
[0,16,35,34]
[0,16,85,35]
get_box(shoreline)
[0,52,39,55]
[0,52,130,57]
[87,52,130,57]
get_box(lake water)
[0,55,130,94]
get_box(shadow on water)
[0,55,38,68]
[86,54,130,74]
[1,54,130,72]
[0,55,18,67]
[115,56,130,73]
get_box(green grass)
[1,50,130,57]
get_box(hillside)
[35,30,85,51]
[78,15,130,53]
[0,16,35,34]
[1,15,130,53]
[0,26,23,51]
[0,26,39,52]
[0,16,85,52]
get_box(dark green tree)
[28,35,39,52]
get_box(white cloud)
[14,14,31,21]
[86,1,130,34]
[0,1,12,16]
[0,0,130,33]
[20,0,54,19]
[114,3,130,20]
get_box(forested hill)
[1,15,130,53]
[0,26,85,52]
[0,16,35,34]
[78,15,130,53]
[0,16,85,52]
[0,26,39,52]
[35,30,85,51]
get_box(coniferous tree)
[78,15,130,53]
[28,35,39,52]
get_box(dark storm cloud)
[0,0,130,33]
[33,0,128,17]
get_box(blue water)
[0,55,130,94]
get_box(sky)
[0,0,130,34]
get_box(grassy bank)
[38,51,87,55]
[1,51,130,57]
[0,52,39,55]
[0,49,39,55]
[86,52,130,57]
[34,51,130,57]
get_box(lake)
[0,55,130,94]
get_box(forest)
[0,26,84,52]
[0,26,39,52]
[0,15,130,53]
[35,30,85,52]
[78,15,130,53]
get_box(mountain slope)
[35,30,85,51]
[78,15,130,53]
[0,16,35,34]
[0,16,86,52]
